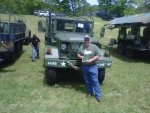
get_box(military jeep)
[39,9,112,85]
[102,12,150,58]
[0,9,31,63]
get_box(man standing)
[77,34,101,102]
[30,34,40,61]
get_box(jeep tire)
[118,43,125,54]
[98,68,105,84]
[126,47,134,58]
[45,68,56,85]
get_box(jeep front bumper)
[43,58,112,70]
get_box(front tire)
[98,68,105,84]
[45,68,56,85]
[126,47,134,58]
[118,43,125,54]
[7,52,16,62]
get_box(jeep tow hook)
[66,61,80,71]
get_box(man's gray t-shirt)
[77,44,100,64]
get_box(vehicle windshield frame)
[54,18,93,33]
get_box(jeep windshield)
[55,19,92,33]
[0,22,26,34]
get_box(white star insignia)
[61,61,66,67]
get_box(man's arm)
[77,46,83,60]
[77,53,84,60]
[87,55,99,64]
[38,38,40,42]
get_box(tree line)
[0,0,149,16]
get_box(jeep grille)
[60,42,82,59]
[70,43,82,52]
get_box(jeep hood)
[55,32,99,43]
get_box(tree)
[0,0,17,13]
[135,0,150,13]
[2,0,148,15]
[0,0,44,14]
[97,0,136,15]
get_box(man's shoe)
[32,60,35,62]
[36,56,40,59]
[86,94,92,98]
[96,98,101,102]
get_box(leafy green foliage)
[97,0,149,15]
[0,0,43,14]
[0,0,149,15]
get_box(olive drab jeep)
[102,12,150,58]
[39,9,112,85]
[0,9,31,63]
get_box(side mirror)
[100,27,105,38]
[38,20,46,32]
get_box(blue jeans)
[35,46,39,58]
[82,64,101,99]
[32,46,37,61]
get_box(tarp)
[106,12,150,28]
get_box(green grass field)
[0,15,150,113]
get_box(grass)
[0,15,150,113]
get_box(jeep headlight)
[61,43,67,51]
[104,50,110,57]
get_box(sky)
[86,0,98,5]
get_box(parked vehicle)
[38,10,48,17]
[96,10,116,21]
[33,10,43,16]
[33,10,55,17]
[38,11,55,17]
[0,10,31,63]
[38,9,112,85]
[101,12,150,58]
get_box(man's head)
[84,34,90,47]
[33,34,36,37]
[84,34,90,41]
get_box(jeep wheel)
[126,47,134,58]
[45,68,56,85]
[8,52,16,62]
[98,68,105,84]
[118,43,125,54]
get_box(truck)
[37,10,55,17]
[0,10,31,63]
[101,12,150,58]
[39,9,112,85]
